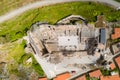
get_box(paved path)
[107,51,120,62]
[0,0,119,23]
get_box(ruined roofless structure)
[27,15,99,56]
[26,15,108,79]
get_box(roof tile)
[76,75,86,80]
[54,72,71,80]
[111,28,120,40]
[110,63,116,70]
[115,56,120,68]
[100,75,120,80]
[89,69,102,78]
[39,77,47,80]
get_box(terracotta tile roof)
[53,72,71,80]
[89,69,102,78]
[76,75,86,80]
[39,77,47,80]
[110,63,116,70]
[115,56,120,68]
[100,75,120,80]
[111,28,120,40]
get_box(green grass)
[0,2,120,42]
[89,78,100,80]
[20,53,44,76]
[6,40,44,76]
[7,40,26,73]
[8,40,28,63]
[0,0,39,16]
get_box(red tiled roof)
[76,75,86,80]
[115,56,120,68]
[89,69,102,78]
[100,75,120,80]
[110,63,116,70]
[54,72,71,80]
[39,77,47,80]
[111,28,120,40]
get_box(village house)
[100,75,120,80]
[111,28,120,40]
[115,56,120,69]
[89,69,102,78]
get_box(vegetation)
[89,77,100,80]
[0,0,39,16]
[101,68,111,76]
[115,0,120,2]
[6,40,26,74]
[19,53,44,76]
[111,38,120,44]
[86,74,99,80]
[111,67,119,73]
[31,54,44,76]
[0,2,120,43]
[6,40,43,77]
